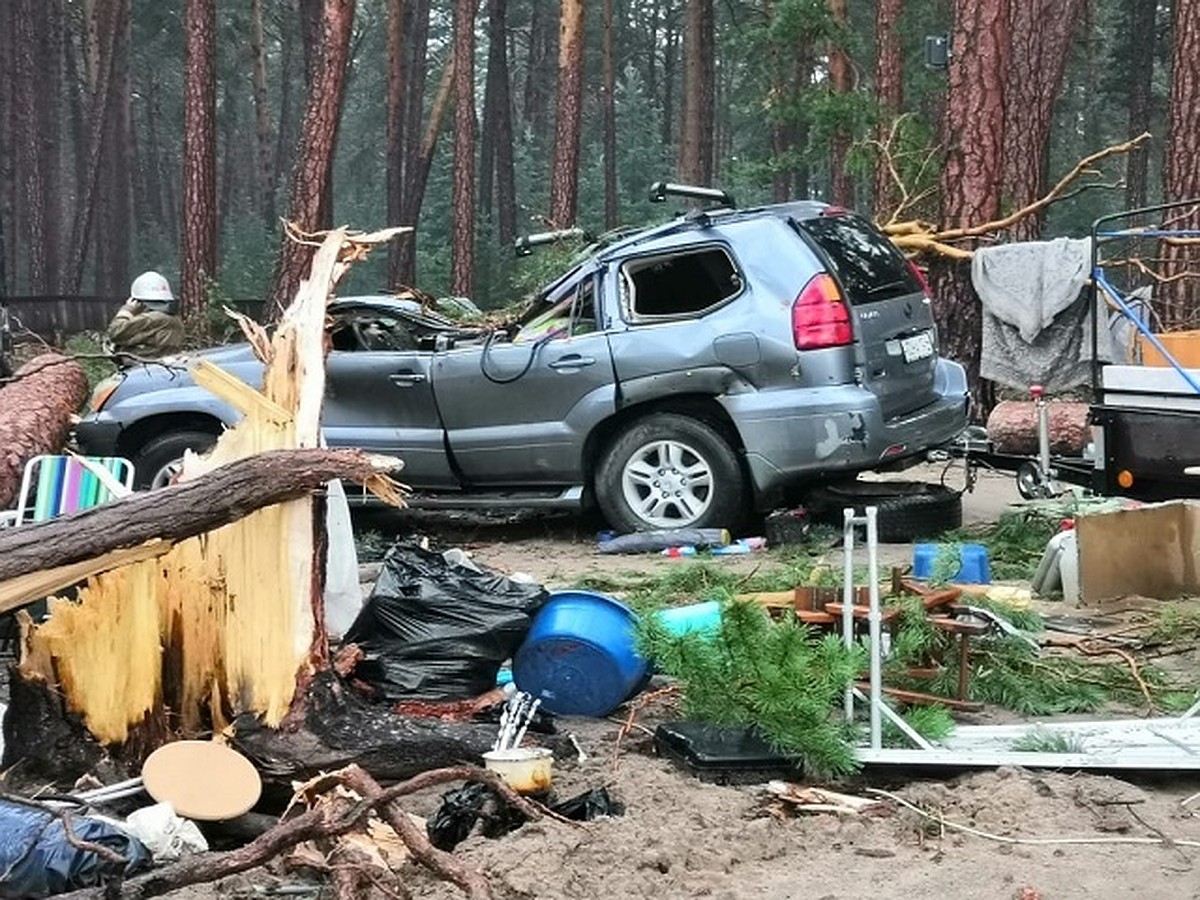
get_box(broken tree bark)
[0,353,88,509]
[0,447,402,600]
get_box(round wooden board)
[141,740,262,821]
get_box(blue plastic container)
[513,590,650,717]
[654,601,723,638]
[912,543,991,584]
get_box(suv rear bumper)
[723,359,969,505]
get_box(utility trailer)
[954,199,1200,502]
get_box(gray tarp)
[972,237,1111,391]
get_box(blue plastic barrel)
[512,590,650,717]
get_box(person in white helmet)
[107,271,185,359]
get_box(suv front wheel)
[595,414,747,533]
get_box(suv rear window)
[798,214,919,305]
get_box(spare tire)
[803,480,962,543]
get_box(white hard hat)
[130,271,175,303]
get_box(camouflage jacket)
[107,307,185,358]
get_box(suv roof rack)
[514,227,592,257]
[648,181,736,209]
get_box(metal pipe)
[842,507,856,724]
[1034,386,1052,488]
[866,507,882,750]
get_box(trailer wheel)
[803,479,962,543]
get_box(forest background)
[1,0,1197,409]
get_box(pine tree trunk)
[0,0,14,295]
[478,0,504,223]
[493,7,517,246]
[275,2,299,196]
[1163,0,1200,330]
[397,50,452,288]
[181,0,218,323]
[394,0,432,287]
[873,0,903,218]
[1124,0,1156,210]
[250,0,277,226]
[603,0,618,229]
[827,0,853,207]
[271,0,356,317]
[96,4,132,297]
[928,0,1009,418]
[523,1,556,153]
[662,14,678,150]
[386,0,407,286]
[65,0,122,295]
[1001,0,1084,242]
[549,0,585,228]
[14,0,48,294]
[678,0,714,186]
[38,0,65,293]
[451,0,476,298]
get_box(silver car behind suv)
[75,189,968,532]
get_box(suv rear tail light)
[908,259,931,295]
[792,273,853,350]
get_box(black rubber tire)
[595,413,748,533]
[132,430,219,490]
[803,479,962,543]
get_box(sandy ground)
[10,465,1200,898]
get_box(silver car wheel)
[150,458,185,490]
[620,438,714,529]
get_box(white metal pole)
[842,506,856,724]
[866,506,882,749]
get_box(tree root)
[56,763,547,899]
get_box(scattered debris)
[764,781,891,817]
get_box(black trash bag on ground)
[426,783,528,851]
[346,540,548,701]
[551,787,624,821]
[0,799,151,898]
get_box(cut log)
[0,353,89,509]
[985,399,1090,455]
[0,447,402,597]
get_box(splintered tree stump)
[0,353,89,509]
[1,666,106,780]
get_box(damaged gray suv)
[75,184,968,532]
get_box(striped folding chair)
[1,454,135,528]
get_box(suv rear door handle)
[548,354,596,370]
[389,371,427,386]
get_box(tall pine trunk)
[181,0,218,323]
[602,0,617,229]
[928,0,1009,417]
[523,2,556,154]
[1001,0,1084,241]
[14,0,48,294]
[1124,0,1157,210]
[1163,0,1200,330]
[827,0,853,207]
[678,0,713,186]
[0,0,13,294]
[451,0,476,297]
[394,0,432,286]
[96,3,131,297]
[873,0,903,218]
[386,0,407,285]
[549,0,585,228]
[250,0,276,226]
[270,0,356,316]
[479,0,512,228]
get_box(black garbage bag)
[551,787,624,821]
[426,783,528,850]
[346,540,548,701]
[0,799,151,898]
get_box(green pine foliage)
[640,601,866,778]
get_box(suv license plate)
[901,331,934,363]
